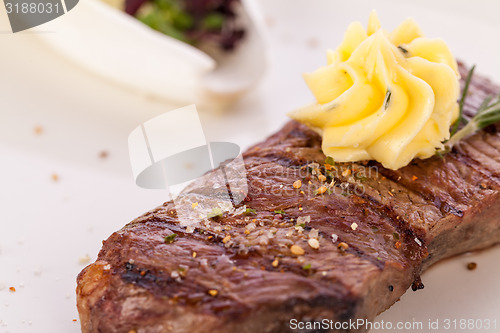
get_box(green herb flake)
[207,207,223,219]
[245,208,257,215]
[302,263,312,270]
[393,232,400,240]
[325,156,335,165]
[274,209,286,215]
[384,90,392,110]
[397,45,409,54]
[164,233,177,244]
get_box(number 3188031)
[5,2,61,14]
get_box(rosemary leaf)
[436,66,500,154]
[451,65,476,136]
[444,93,500,150]
[477,95,493,115]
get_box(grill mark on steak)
[240,145,428,270]
[77,64,500,333]
[457,140,500,180]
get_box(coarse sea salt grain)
[246,222,256,231]
[308,238,320,249]
[33,265,43,276]
[297,216,311,224]
[309,228,319,239]
[232,205,247,216]
[331,234,338,243]
[79,255,91,265]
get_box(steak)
[76,64,500,333]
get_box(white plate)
[0,1,499,332]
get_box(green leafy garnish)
[302,263,312,270]
[164,233,177,244]
[274,209,286,215]
[172,10,194,30]
[203,13,224,30]
[207,207,223,219]
[137,0,194,43]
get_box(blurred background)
[1,0,500,332]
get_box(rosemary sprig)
[450,65,475,136]
[441,65,500,152]
[445,93,500,148]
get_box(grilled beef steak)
[77,64,500,333]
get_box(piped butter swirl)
[288,12,460,170]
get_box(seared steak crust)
[77,64,500,333]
